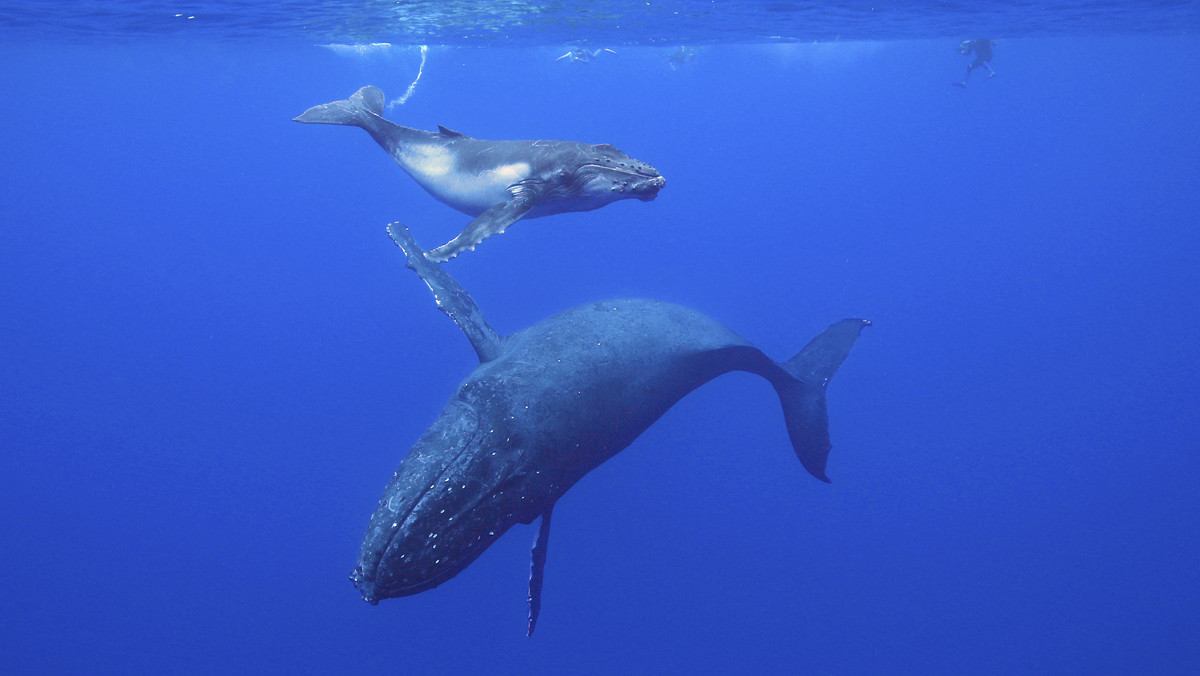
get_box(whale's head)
[572,143,665,203]
[350,387,547,604]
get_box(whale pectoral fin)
[526,506,554,637]
[425,187,540,262]
[385,222,503,362]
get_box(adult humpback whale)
[294,86,665,261]
[352,222,870,635]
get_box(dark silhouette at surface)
[348,222,870,634]
[953,39,997,88]
[666,46,696,70]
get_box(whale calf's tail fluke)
[293,85,386,127]
[774,319,871,482]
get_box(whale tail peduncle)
[293,85,386,127]
[774,319,871,483]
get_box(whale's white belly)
[397,144,531,215]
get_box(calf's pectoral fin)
[425,185,541,262]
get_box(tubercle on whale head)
[634,174,666,201]
[576,143,665,203]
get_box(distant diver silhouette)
[666,46,696,70]
[953,39,997,88]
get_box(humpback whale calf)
[294,86,665,261]
[351,222,870,635]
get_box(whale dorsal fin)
[385,222,503,362]
[437,125,469,138]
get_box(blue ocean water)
[2,3,1198,674]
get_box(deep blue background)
[2,37,1198,674]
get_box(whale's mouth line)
[368,562,455,598]
[360,403,483,599]
[577,163,661,180]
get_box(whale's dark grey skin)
[294,86,665,262]
[352,223,869,635]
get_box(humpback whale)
[294,86,665,261]
[351,222,870,635]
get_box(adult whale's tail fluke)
[293,85,386,127]
[774,319,872,483]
